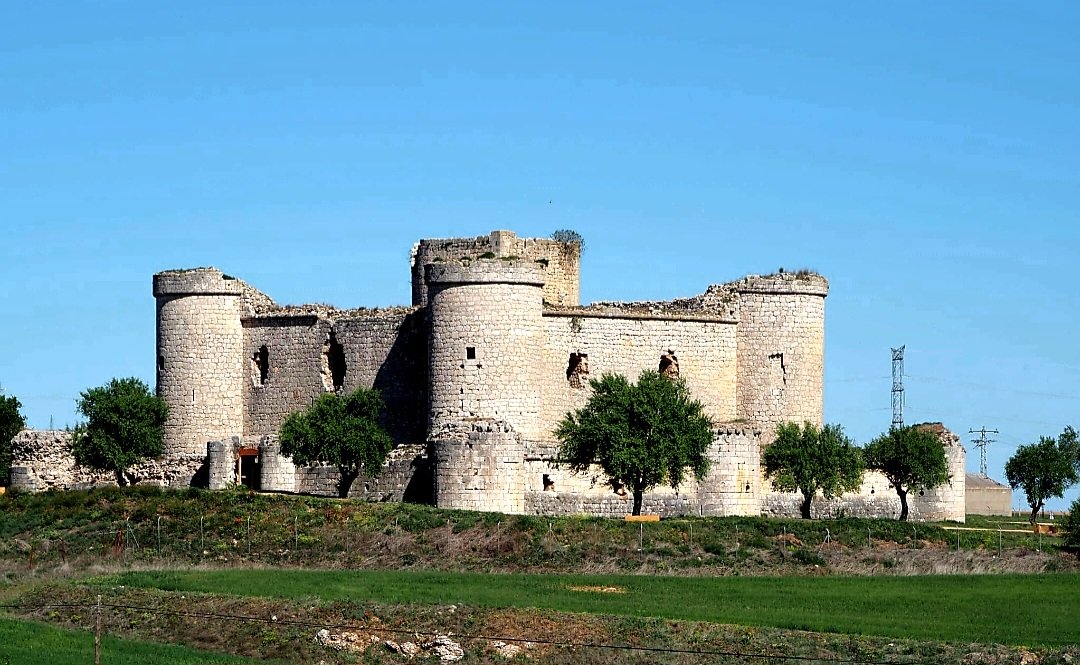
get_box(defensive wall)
[9,230,967,522]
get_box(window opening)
[322,330,347,392]
[659,350,679,379]
[466,346,476,360]
[566,352,589,388]
[543,474,555,491]
[251,345,269,386]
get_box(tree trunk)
[897,486,909,521]
[799,490,813,519]
[338,468,360,499]
[1029,502,1043,525]
[114,469,129,487]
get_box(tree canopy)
[555,370,714,515]
[0,393,27,487]
[279,386,394,498]
[762,421,863,519]
[72,377,168,486]
[1004,426,1079,524]
[863,425,950,521]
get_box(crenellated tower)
[153,268,245,459]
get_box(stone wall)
[519,428,760,517]
[293,444,431,502]
[155,268,245,458]
[540,311,739,429]
[734,274,828,432]
[761,423,967,522]
[411,230,580,307]
[432,421,524,513]
[10,429,205,491]
[242,308,426,445]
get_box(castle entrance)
[236,448,261,490]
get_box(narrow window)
[466,346,476,360]
[543,474,554,491]
[566,352,588,388]
[157,354,165,372]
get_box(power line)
[0,601,928,665]
[968,427,999,477]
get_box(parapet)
[425,259,546,287]
[412,230,578,306]
[153,268,243,298]
[733,272,829,296]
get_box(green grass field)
[107,569,1080,647]
[0,616,262,665]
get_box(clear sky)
[2,2,1078,509]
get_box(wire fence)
[3,509,1062,573]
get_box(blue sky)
[2,2,1078,510]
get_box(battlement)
[412,230,579,306]
[153,268,243,298]
[425,258,547,287]
[734,272,830,296]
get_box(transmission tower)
[968,426,999,477]
[890,346,905,429]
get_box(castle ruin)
[11,230,965,521]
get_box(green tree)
[1060,496,1080,549]
[555,370,714,516]
[0,393,27,487]
[762,421,863,519]
[279,386,394,498]
[1004,427,1079,524]
[72,377,168,486]
[863,425,950,521]
[551,229,585,253]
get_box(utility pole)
[969,426,999,477]
[891,346,905,429]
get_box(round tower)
[735,273,829,432]
[153,268,245,458]
[425,259,546,439]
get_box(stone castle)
[11,230,965,521]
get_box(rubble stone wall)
[9,429,204,491]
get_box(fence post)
[200,515,205,552]
[247,516,251,557]
[868,528,872,549]
[157,516,162,554]
[94,594,102,665]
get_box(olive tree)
[0,392,27,486]
[72,377,168,486]
[762,421,863,519]
[1005,427,1079,524]
[555,370,713,516]
[863,425,949,521]
[279,386,394,498]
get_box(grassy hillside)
[1,486,1070,578]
